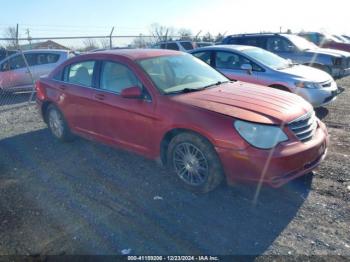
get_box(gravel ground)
[0,78,349,258]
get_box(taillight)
[35,80,46,100]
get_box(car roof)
[93,48,183,60]
[227,33,290,38]
[21,49,70,54]
[191,44,257,52]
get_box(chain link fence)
[0,33,185,112]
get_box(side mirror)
[121,86,142,99]
[241,63,253,74]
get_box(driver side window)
[100,61,142,94]
[215,51,262,71]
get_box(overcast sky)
[0,0,348,46]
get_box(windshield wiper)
[201,80,230,89]
[166,81,230,95]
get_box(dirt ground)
[0,77,349,258]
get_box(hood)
[278,64,332,82]
[305,47,350,58]
[171,82,312,125]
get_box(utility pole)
[109,26,115,49]
[15,24,19,47]
[26,28,32,48]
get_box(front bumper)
[216,122,329,187]
[331,67,350,79]
[296,82,340,107]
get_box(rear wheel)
[46,104,74,142]
[167,132,224,193]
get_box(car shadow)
[315,107,329,120]
[0,128,312,256]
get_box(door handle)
[94,94,105,100]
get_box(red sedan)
[36,49,329,193]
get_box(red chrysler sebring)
[36,49,329,193]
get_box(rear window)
[66,61,95,87]
[160,43,179,50]
[180,42,194,50]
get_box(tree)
[100,38,110,49]
[178,28,192,41]
[202,32,214,42]
[149,23,175,42]
[214,33,225,43]
[3,26,18,49]
[132,34,152,48]
[82,38,98,51]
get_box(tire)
[167,132,224,193]
[46,104,75,142]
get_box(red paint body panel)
[321,41,350,52]
[37,49,328,187]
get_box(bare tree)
[178,28,192,40]
[100,38,110,49]
[3,26,18,49]
[202,32,214,42]
[82,38,98,51]
[150,23,175,42]
[132,34,152,48]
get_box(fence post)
[14,24,36,104]
[109,27,115,49]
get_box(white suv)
[151,41,195,52]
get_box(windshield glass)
[285,35,318,50]
[242,47,290,70]
[137,54,228,94]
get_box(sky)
[0,0,348,47]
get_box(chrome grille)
[288,111,317,143]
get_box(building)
[20,40,69,50]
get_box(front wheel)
[46,104,75,142]
[167,132,224,193]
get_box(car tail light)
[35,80,46,100]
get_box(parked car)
[298,32,350,52]
[190,45,339,107]
[332,35,350,44]
[151,41,195,51]
[0,48,17,62]
[195,42,214,48]
[36,49,329,193]
[221,33,350,79]
[0,49,73,92]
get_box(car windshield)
[137,54,229,94]
[242,47,291,70]
[286,35,318,50]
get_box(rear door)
[32,52,61,79]
[56,60,99,135]
[213,51,260,83]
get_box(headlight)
[295,81,322,89]
[234,120,288,149]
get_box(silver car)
[190,45,339,107]
[0,49,72,92]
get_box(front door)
[89,60,156,155]
[214,51,260,84]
